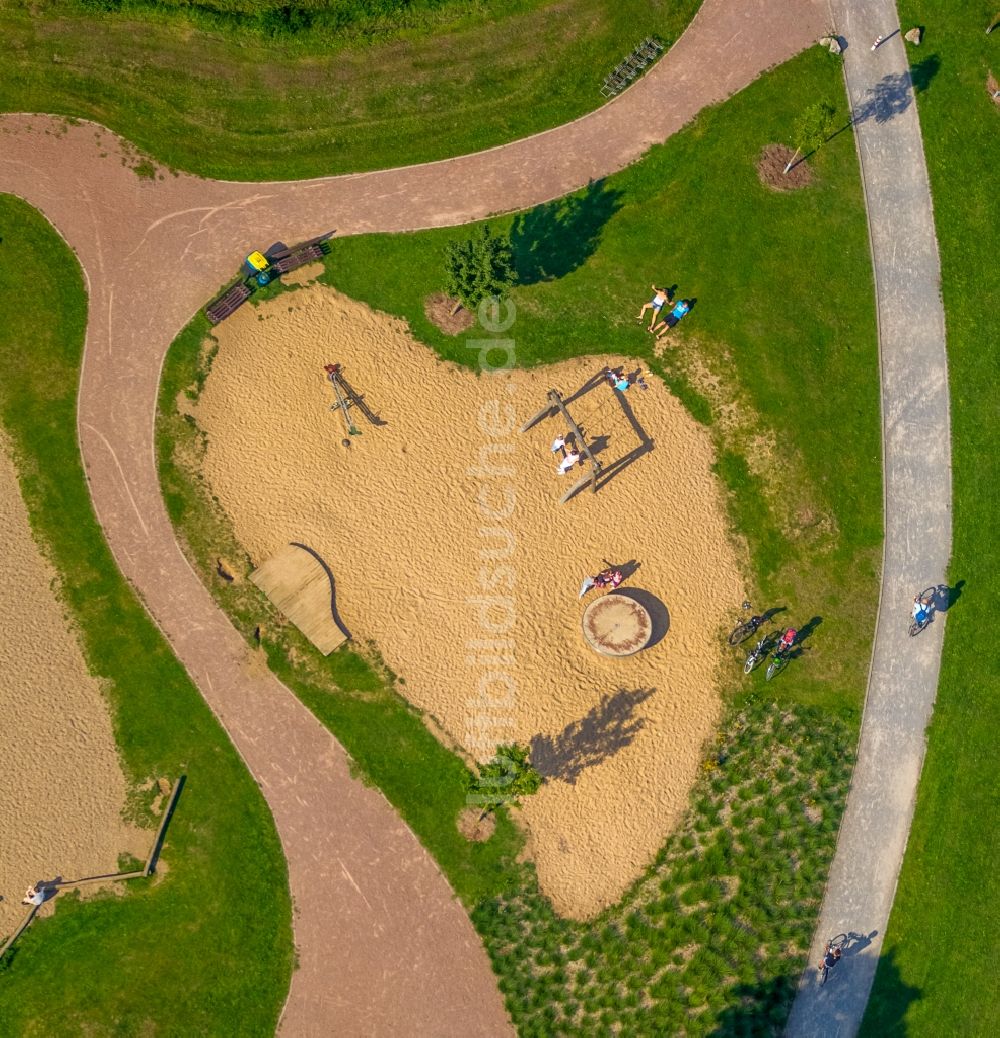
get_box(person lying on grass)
[653,298,691,338]
[636,284,670,329]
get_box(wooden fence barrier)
[0,777,185,961]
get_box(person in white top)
[557,451,580,474]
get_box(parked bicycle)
[744,631,775,674]
[729,601,766,646]
[765,628,797,681]
[909,586,938,637]
[818,934,847,985]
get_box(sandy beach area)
[193,280,743,917]
[0,436,146,939]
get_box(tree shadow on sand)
[530,687,654,785]
[511,179,623,285]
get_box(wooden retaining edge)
[145,776,184,877]
[0,905,39,961]
[0,777,184,960]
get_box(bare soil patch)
[757,143,813,191]
[457,807,496,843]
[424,292,475,335]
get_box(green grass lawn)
[160,46,882,1033]
[0,195,292,1034]
[861,5,1000,1033]
[0,0,699,179]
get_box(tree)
[466,743,542,821]
[783,101,837,174]
[444,224,515,315]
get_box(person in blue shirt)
[654,298,691,337]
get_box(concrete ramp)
[250,543,349,655]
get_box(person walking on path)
[636,284,670,329]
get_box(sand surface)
[193,282,742,917]
[0,436,146,938]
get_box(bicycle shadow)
[932,580,964,612]
[795,616,822,646]
[842,929,878,957]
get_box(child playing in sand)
[557,451,581,475]
[22,884,53,906]
[579,566,623,597]
[605,368,632,393]
[636,284,670,329]
[605,367,649,392]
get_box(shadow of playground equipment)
[511,179,623,285]
[613,587,670,648]
[594,383,654,494]
[530,687,655,785]
[557,368,655,503]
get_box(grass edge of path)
[861,5,1000,1032]
[0,193,293,1036]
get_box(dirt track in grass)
[192,282,743,917]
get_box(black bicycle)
[908,586,938,637]
[744,631,774,674]
[729,601,765,646]
[819,933,849,985]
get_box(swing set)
[520,368,651,504]
[521,386,603,504]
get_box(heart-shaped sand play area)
[193,281,742,917]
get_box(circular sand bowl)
[582,593,652,656]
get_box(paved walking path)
[785,3,951,1035]
[0,1,825,1032]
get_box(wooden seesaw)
[324,363,385,442]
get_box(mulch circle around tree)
[424,292,475,335]
[457,806,496,842]
[757,144,813,191]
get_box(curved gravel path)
[785,3,951,1035]
[0,0,825,1032]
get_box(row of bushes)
[45,0,512,37]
